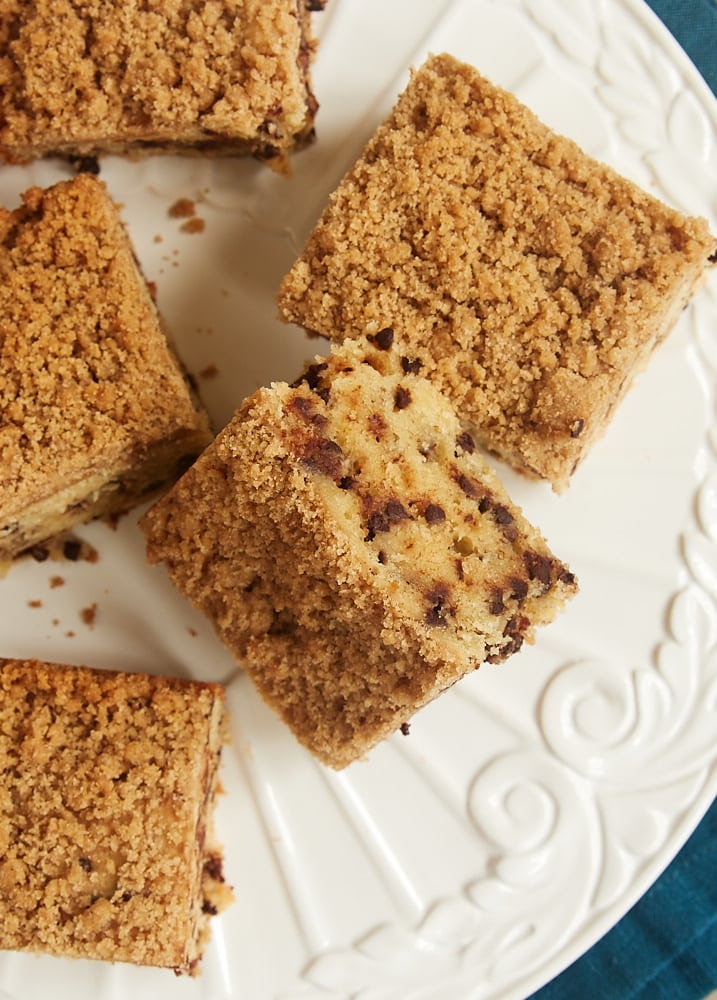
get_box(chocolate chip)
[456,431,476,453]
[489,589,504,614]
[30,545,50,562]
[204,854,225,882]
[425,584,452,627]
[300,437,344,479]
[492,505,513,525]
[394,386,412,410]
[487,614,530,662]
[709,248,717,264]
[369,327,394,350]
[570,418,585,438]
[78,857,93,872]
[293,362,328,391]
[400,721,411,736]
[493,505,518,542]
[401,356,422,375]
[524,551,552,587]
[338,475,356,490]
[71,155,100,175]
[509,578,529,602]
[289,395,327,428]
[559,567,577,587]
[385,499,409,522]
[424,503,446,524]
[401,357,423,375]
[364,499,408,540]
[202,901,219,915]
[63,539,82,561]
[365,512,388,539]
[454,469,482,499]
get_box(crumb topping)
[0,174,203,511]
[0,0,319,159]
[0,658,228,972]
[278,53,717,489]
[142,334,577,768]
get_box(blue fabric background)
[645,0,717,94]
[530,2,716,997]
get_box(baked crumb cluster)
[279,53,717,489]
[0,0,323,169]
[0,658,231,975]
[0,173,212,562]
[142,333,577,768]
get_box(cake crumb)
[49,575,65,588]
[169,197,196,219]
[199,364,219,380]
[27,599,42,608]
[80,603,98,627]
[180,217,206,234]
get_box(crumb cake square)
[0,173,213,565]
[0,0,325,171]
[278,53,717,491]
[0,657,231,975]
[141,332,577,769]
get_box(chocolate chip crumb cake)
[141,332,577,768]
[0,0,326,171]
[278,53,717,491]
[0,173,212,566]
[0,657,231,974]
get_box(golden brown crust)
[0,657,231,974]
[0,173,213,561]
[142,333,577,768]
[0,0,322,169]
[278,53,717,490]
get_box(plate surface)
[1,1,716,998]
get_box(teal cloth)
[528,799,717,999]
[530,2,717,997]
[645,0,717,95]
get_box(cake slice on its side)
[141,332,577,769]
[278,53,717,491]
[0,173,213,567]
[0,658,232,975]
[0,0,325,171]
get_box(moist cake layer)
[0,173,212,563]
[278,53,717,490]
[142,332,577,768]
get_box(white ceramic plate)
[1,1,716,998]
